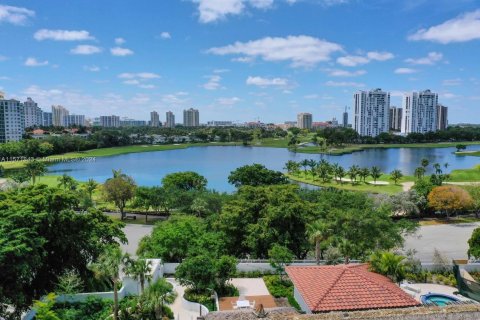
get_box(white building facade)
[24,98,43,128]
[0,98,25,142]
[297,113,313,129]
[183,108,199,127]
[401,90,438,134]
[52,105,69,127]
[353,89,390,137]
[165,111,175,128]
[99,115,120,127]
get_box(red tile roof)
[286,264,420,313]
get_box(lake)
[48,145,480,192]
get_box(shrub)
[184,288,216,312]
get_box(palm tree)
[123,255,152,294]
[347,165,359,184]
[24,160,47,185]
[83,178,98,200]
[317,160,331,183]
[331,163,341,182]
[369,251,406,283]
[300,159,309,174]
[336,166,346,184]
[284,160,299,175]
[414,167,426,180]
[90,245,124,320]
[433,163,442,175]
[57,174,77,190]
[389,169,403,185]
[370,166,382,184]
[307,159,317,179]
[421,158,429,169]
[143,278,176,319]
[358,167,370,183]
[306,221,330,264]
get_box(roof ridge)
[313,265,348,311]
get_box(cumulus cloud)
[0,4,34,25]
[115,37,126,45]
[246,76,290,87]
[337,51,394,67]
[408,10,480,44]
[394,67,417,74]
[208,35,343,67]
[70,45,102,55]
[160,32,171,39]
[84,65,100,72]
[203,75,222,90]
[405,52,443,65]
[216,97,241,105]
[326,69,366,77]
[24,57,49,67]
[110,47,134,56]
[118,72,160,79]
[325,80,365,87]
[34,29,94,41]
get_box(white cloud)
[249,0,274,9]
[160,32,171,39]
[208,35,343,67]
[325,80,365,87]
[394,67,417,74]
[443,78,462,86]
[217,97,241,105]
[162,92,189,105]
[213,68,229,73]
[304,94,319,99]
[193,0,245,23]
[118,72,160,79]
[24,57,49,67]
[70,45,102,55]
[246,76,290,87]
[232,56,254,63]
[110,47,134,56]
[409,9,480,44]
[34,29,94,41]
[442,92,458,99]
[115,37,126,45]
[337,51,394,67]
[321,0,349,6]
[326,69,366,77]
[405,52,443,65]
[83,65,100,72]
[138,84,156,89]
[0,4,34,25]
[203,75,222,90]
[123,79,140,85]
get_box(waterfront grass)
[448,165,480,182]
[286,172,413,194]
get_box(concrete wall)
[181,295,209,316]
[294,286,311,314]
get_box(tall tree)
[83,178,98,201]
[90,245,124,320]
[306,221,331,264]
[370,166,382,184]
[24,160,47,185]
[162,171,207,192]
[228,164,288,187]
[123,255,152,294]
[143,278,176,319]
[102,172,136,219]
[428,185,473,219]
[390,169,403,185]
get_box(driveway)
[122,224,154,256]
[403,222,480,262]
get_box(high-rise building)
[65,114,86,127]
[297,113,313,129]
[120,118,147,127]
[342,107,349,128]
[52,105,69,126]
[183,108,199,127]
[24,97,43,128]
[353,88,390,137]
[150,111,160,127]
[99,115,120,127]
[436,104,448,131]
[0,97,25,142]
[42,112,53,126]
[401,90,438,134]
[389,107,403,131]
[165,111,175,128]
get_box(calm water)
[48,145,480,192]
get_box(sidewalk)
[167,278,203,320]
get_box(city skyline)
[0,1,479,123]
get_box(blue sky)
[0,0,479,124]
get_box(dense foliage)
[228,164,289,187]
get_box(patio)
[218,278,277,311]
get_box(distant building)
[331,117,339,127]
[24,97,43,128]
[52,105,69,126]
[120,118,147,127]
[165,111,175,128]
[312,122,331,129]
[207,121,233,127]
[0,98,25,142]
[401,90,438,134]
[342,107,349,128]
[150,111,160,127]
[297,113,313,129]
[65,114,86,127]
[353,89,390,137]
[42,112,53,126]
[99,115,120,127]
[436,104,448,131]
[183,108,199,127]
[389,107,402,131]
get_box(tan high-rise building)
[166,111,175,128]
[436,104,448,131]
[297,113,313,129]
[52,105,69,126]
[150,111,160,127]
[183,108,199,127]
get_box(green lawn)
[286,172,413,194]
[456,151,480,157]
[448,165,480,182]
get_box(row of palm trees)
[284,159,404,185]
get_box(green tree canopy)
[227,164,289,187]
[102,172,136,219]
[162,171,207,191]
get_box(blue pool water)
[421,293,459,306]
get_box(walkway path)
[402,181,414,192]
[121,224,154,256]
[166,278,203,320]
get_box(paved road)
[121,222,480,262]
[403,222,480,262]
[122,224,154,256]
